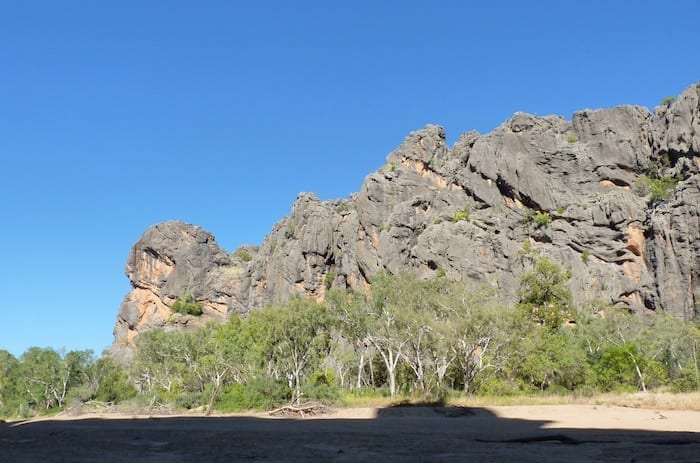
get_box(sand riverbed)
[1,404,698,462]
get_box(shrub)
[649,176,679,201]
[324,271,335,290]
[453,206,470,222]
[233,248,252,262]
[301,369,340,402]
[171,294,203,316]
[660,96,676,106]
[633,175,652,196]
[175,391,205,410]
[566,134,578,143]
[216,378,291,412]
[534,212,551,228]
[636,174,679,201]
[581,249,591,264]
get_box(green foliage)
[518,330,588,391]
[519,240,537,256]
[593,343,645,392]
[649,176,679,201]
[566,134,578,143]
[518,257,572,329]
[232,248,253,262]
[556,206,566,215]
[633,175,652,196]
[6,266,698,419]
[534,212,552,228]
[660,96,676,106]
[246,297,333,402]
[581,249,591,264]
[302,369,340,402]
[285,219,296,238]
[521,208,536,224]
[453,206,470,222]
[171,294,203,316]
[175,391,205,410]
[91,357,137,403]
[324,271,335,290]
[216,378,291,412]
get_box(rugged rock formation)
[111,82,700,359]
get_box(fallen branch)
[268,403,327,417]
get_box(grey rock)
[111,82,700,354]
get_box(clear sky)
[1,1,699,358]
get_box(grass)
[452,391,700,411]
[340,391,700,411]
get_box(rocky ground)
[2,405,698,462]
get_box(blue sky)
[1,1,699,358]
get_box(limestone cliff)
[111,82,700,359]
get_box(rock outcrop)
[111,82,700,359]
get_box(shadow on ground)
[1,404,698,462]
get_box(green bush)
[453,206,470,222]
[566,134,578,143]
[175,391,205,410]
[580,249,591,264]
[635,170,679,201]
[216,378,291,412]
[649,176,679,201]
[324,271,335,290]
[660,96,676,106]
[301,369,340,402]
[92,357,137,403]
[233,248,253,262]
[534,212,551,228]
[171,294,203,316]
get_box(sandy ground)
[1,404,698,462]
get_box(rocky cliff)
[111,82,700,360]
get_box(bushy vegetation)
[534,212,552,228]
[0,349,136,419]
[2,260,698,420]
[453,206,470,222]
[232,248,253,262]
[170,294,204,316]
[634,174,679,201]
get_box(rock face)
[111,83,700,359]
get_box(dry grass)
[451,391,700,411]
[341,391,700,411]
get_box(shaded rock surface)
[111,83,700,358]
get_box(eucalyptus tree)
[0,349,19,411]
[17,347,93,410]
[245,297,333,403]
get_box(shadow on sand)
[1,404,698,462]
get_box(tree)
[246,297,333,403]
[335,273,410,398]
[0,350,19,412]
[446,289,516,394]
[89,356,137,403]
[132,330,191,394]
[17,348,93,411]
[518,257,572,329]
